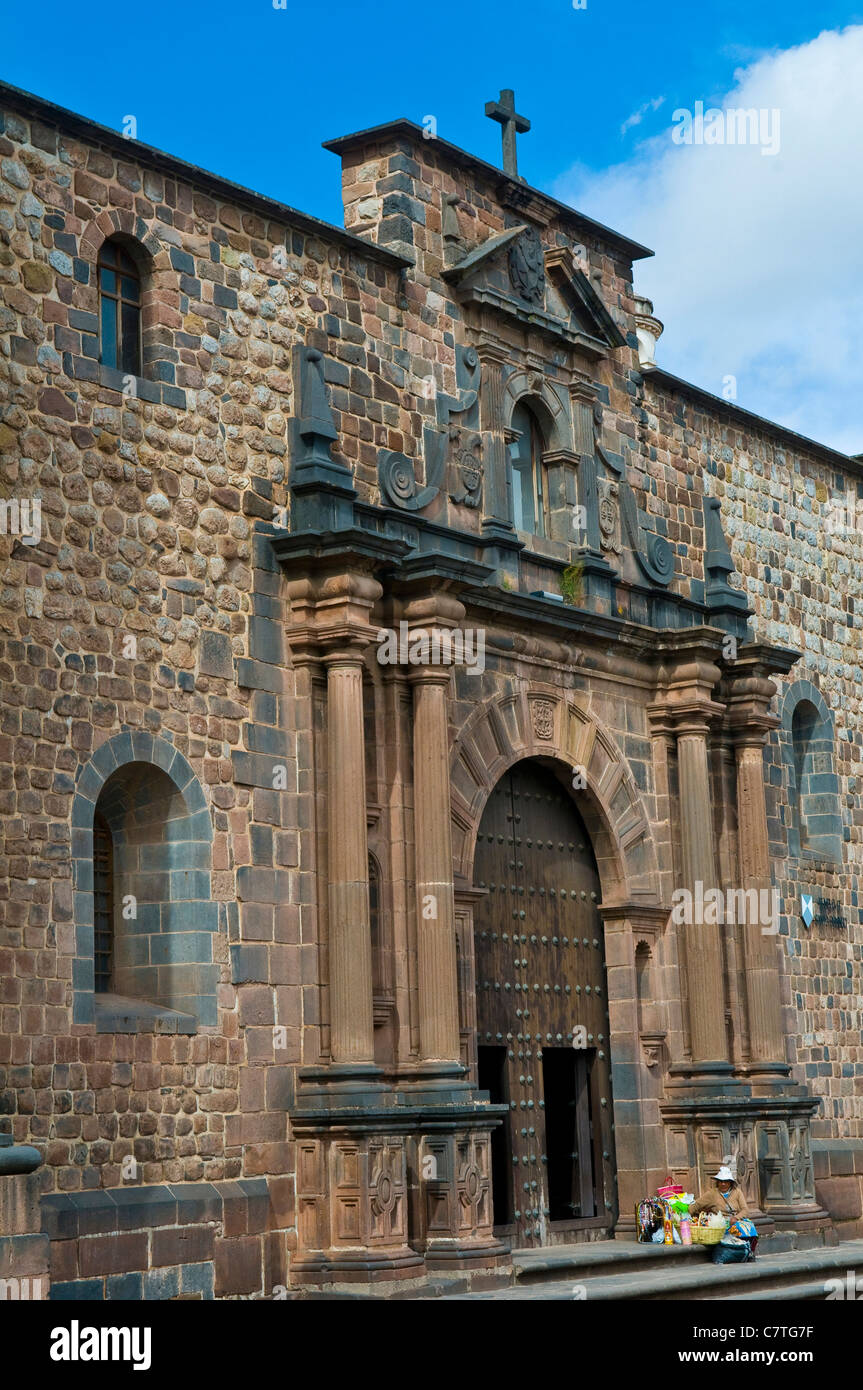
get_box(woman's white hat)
[713,1165,735,1182]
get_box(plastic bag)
[731,1218,758,1240]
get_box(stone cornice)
[598,902,670,928]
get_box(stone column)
[324,647,375,1065]
[402,593,464,1067]
[410,667,461,1064]
[675,715,729,1067]
[735,734,786,1069]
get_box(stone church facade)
[0,81,861,1297]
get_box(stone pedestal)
[0,1140,49,1300]
[289,1076,508,1284]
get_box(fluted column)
[676,717,729,1066]
[735,735,786,1069]
[324,648,374,1065]
[410,667,461,1063]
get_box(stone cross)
[485,88,530,179]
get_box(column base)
[661,1087,829,1239]
[288,1086,510,1290]
[290,1248,426,1287]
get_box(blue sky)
[4,0,863,451]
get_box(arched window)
[782,684,843,865]
[791,702,819,852]
[98,239,141,376]
[509,402,547,537]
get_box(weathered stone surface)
[0,80,859,1301]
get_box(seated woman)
[690,1165,758,1254]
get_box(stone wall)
[1,82,862,1289]
[642,376,863,1144]
[0,90,406,1208]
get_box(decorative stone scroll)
[619,481,674,587]
[378,345,482,512]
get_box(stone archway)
[450,685,660,903]
[502,370,573,452]
[473,757,616,1247]
[450,685,666,1238]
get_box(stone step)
[719,1280,834,1301]
[441,1240,863,1301]
[512,1239,711,1284]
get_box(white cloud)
[554,26,863,455]
[620,95,665,137]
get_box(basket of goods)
[657,1178,685,1199]
[690,1212,727,1246]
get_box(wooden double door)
[473,760,616,1247]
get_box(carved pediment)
[442,225,624,360]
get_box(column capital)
[598,901,671,931]
[651,632,726,727]
[569,378,600,406]
[399,593,467,629]
[731,720,777,752]
[648,700,725,739]
[473,335,510,366]
[286,569,383,663]
[320,640,370,669]
[406,665,453,688]
[723,660,781,746]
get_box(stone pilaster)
[284,568,384,1071]
[569,379,601,555]
[476,340,513,541]
[675,714,728,1066]
[600,903,671,1236]
[725,653,792,1079]
[652,637,729,1077]
[734,736,786,1071]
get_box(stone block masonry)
[1,75,863,1291]
[41,1179,286,1299]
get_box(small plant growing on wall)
[560,560,584,607]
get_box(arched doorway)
[473,759,616,1248]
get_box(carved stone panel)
[531,697,556,741]
[369,1137,409,1245]
[597,478,621,554]
[447,426,483,508]
[789,1119,815,1203]
[508,226,545,304]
